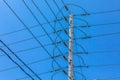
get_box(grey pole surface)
[68,13,74,80]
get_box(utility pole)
[68,13,74,80]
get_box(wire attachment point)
[81,36,92,39]
[81,13,90,16]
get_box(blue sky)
[0,0,120,80]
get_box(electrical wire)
[0,41,63,58]
[61,2,89,15]
[44,0,72,42]
[53,1,89,38]
[52,31,87,67]
[16,68,61,80]
[3,0,58,80]
[22,0,67,75]
[0,21,55,37]
[75,31,120,40]
[53,17,89,41]
[91,31,120,38]
[15,68,120,80]
[0,48,34,80]
[1,5,120,38]
[25,0,71,77]
[43,3,89,78]
[0,33,56,48]
[0,29,118,54]
[51,71,61,80]
[0,21,119,51]
[16,67,67,80]
[74,71,87,80]
[1,0,120,79]
[95,77,120,80]
[74,9,120,16]
[1,20,120,50]
[73,30,87,80]
[75,63,120,68]
[31,0,68,60]
[0,40,41,80]
[1,30,120,58]
[77,21,120,28]
[3,0,66,76]
[74,17,89,27]
[1,52,120,74]
[53,2,88,24]
[60,0,71,14]
[1,20,120,39]
[0,54,61,73]
[50,4,92,75]
[31,0,69,61]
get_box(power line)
[0,44,53,57]
[52,1,88,54]
[1,62,120,80]
[3,0,66,76]
[1,20,120,39]
[74,50,120,55]
[61,0,68,12]
[3,0,49,80]
[95,77,120,80]
[57,1,120,16]
[76,31,120,40]
[1,50,120,74]
[30,4,86,77]
[75,64,120,68]
[1,5,120,38]
[54,0,120,30]
[53,0,68,22]
[16,70,51,80]
[0,37,54,50]
[23,0,67,75]
[79,21,120,28]
[74,9,120,16]
[44,0,71,41]
[24,1,120,79]
[1,29,120,58]
[16,67,68,80]
[73,30,85,79]
[92,31,120,38]
[0,29,120,57]
[0,40,41,80]
[0,21,55,37]
[0,27,114,51]
[1,23,120,50]
[2,0,70,78]
[30,0,68,61]
[53,0,89,41]
[0,48,34,80]
[0,54,62,73]
[2,1,120,80]
[62,3,88,15]
[52,0,120,18]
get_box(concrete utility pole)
[68,13,74,80]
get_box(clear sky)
[0,0,120,80]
